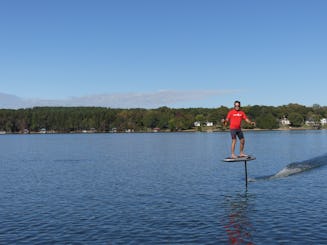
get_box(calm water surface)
[0,131,326,244]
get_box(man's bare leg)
[231,139,237,158]
[239,138,248,157]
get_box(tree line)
[0,103,326,133]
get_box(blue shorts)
[230,129,244,140]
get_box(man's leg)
[238,131,248,157]
[239,138,245,156]
[230,130,238,158]
[231,139,237,158]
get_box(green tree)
[195,114,205,123]
[256,113,279,129]
[289,112,304,127]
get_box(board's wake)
[249,154,327,182]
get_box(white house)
[280,117,290,126]
[305,120,315,126]
[39,128,47,134]
[205,121,214,127]
[320,118,327,125]
[194,121,201,127]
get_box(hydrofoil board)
[223,155,256,162]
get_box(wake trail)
[249,154,327,182]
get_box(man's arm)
[221,118,228,126]
[245,118,256,126]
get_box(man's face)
[234,103,240,110]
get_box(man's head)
[234,100,241,110]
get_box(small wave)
[251,154,327,181]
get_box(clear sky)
[1,0,326,109]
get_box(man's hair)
[234,100,241,105]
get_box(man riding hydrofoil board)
[221,100,256,159]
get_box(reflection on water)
[223,192,255,245]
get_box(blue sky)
[1,0,326,108]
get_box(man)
[222,100,255,159]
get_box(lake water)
[0,131,326,244]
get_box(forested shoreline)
[0,103,326,133]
